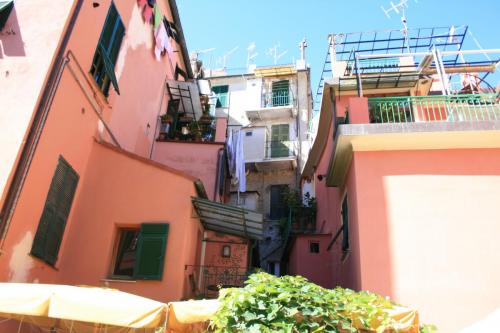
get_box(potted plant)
[160,113,173,124]
[189,121,203,142]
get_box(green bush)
[210,273,399,333]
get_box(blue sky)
[177,0,500,93]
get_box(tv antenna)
[266,43,288,65]
[247,42,259,67]
[381,0,419,53]
[217,46,239,69]
[192,48,216,59]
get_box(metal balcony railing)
[185,265,250,299]
[263,89,295,108]
[346,57,401,75]
[264,140,297,159]
[289,207,316,234]
[368,94,500,124]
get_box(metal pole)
[357,49,500,59]
[432,47,448,96]
[328,34,337,78]
[355,53,363,97]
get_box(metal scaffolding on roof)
[313,26,469,114]
[313,25,500,119]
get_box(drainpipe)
[0,0,84,249]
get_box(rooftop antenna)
[217,46,239,70]
[247,42,259,68]
[191,48,216,77]
[266,43,288,65]
[192,48,216,59]
[381,0,419,53]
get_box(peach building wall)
[0,0,195,294]
[152,142,225,201]
[0,0,75,206]
[58,141,202,302]
[349,149,500,332]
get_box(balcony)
[325,94,500,187]
[368,94,500,124]
[185,265,249,299]
[289,207,316,234]
[246,90,297,121]
[243,128,298,171]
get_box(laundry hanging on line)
[227,129,246,193]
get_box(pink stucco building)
[290,27,500,332]
[0,3,262,328]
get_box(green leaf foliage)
[210,273,399,333]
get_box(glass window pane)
[114,230,139,277]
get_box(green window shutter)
[99,43,120,95]
[31,157,79,265]
[134,223,169,280]
[270,124,290,158]
[108,16,125,66]
[30,205,55,259]
[0,1,14,31]
[213,85,229,108]
[91,2,125,96]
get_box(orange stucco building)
[290,27,500,332]
[0,1,261,322]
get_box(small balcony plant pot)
[199,115,214,125]
[179,116,193,123]
[160,114,173,124]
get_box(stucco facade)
[295,93,500,332]
[0,3,260,321]
[207,63,313,273]
[0,0,226,308]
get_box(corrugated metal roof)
[192,197,264,240]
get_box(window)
[245,131,253,137]
[90,2,125,96]
[269,185,288,220]
[310,242,320,254]
[112,223,169,280]
[31,157,79,265]
[212,85,229,108]
[174,64,187,81]
[271,80,290,107]
[221,245,231,258]
[0,1,14,31]
[268,262,275,275]
[341,195,349,259]
[113,229,139,277]
[270,124,290,158]
[164,17,180,43]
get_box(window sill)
[86,72,113,109]
[101,277,137,283]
